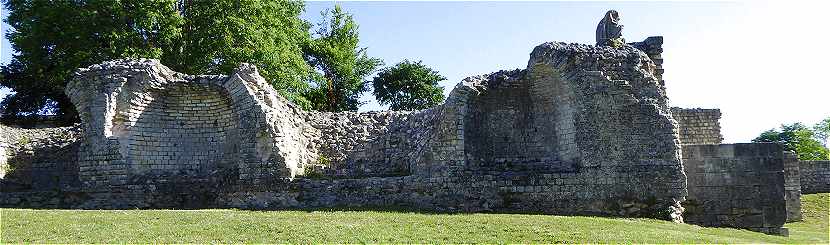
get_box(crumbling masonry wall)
[305,110,439,178]
[63,60,317,207]
[39,42,689,218]
[0,126,82,191]
[800,160,830,194]
[0,125,83,208]
[632,39,790,234]
[0,125,8,178]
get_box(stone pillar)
[783,152,802,222]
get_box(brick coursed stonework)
[783,153,802,222]
[671,108,723,145]
[0,39,806,236]
[0,42,689,220]
[800,160,830,194]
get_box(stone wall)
[0,125,9,178]
[800,160,830,194]
[29,42,688,219]
[682,143,788,235]
[0,125,82,191]
[64,60,316,194]
[783,152,801,222]
[124,84,241,175]
[629,36,664,85]
[671,108,722,145]
[305,110,439,178]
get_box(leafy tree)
[814,117,830,144]
[1,0,315,123]
[371,60,446,111]
[753,123,830,160]
[173,0,313,108]
[1,0,183,124]
[303,5,382,112]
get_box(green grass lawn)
[1,194,827,243]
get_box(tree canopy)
[752,121,830,161]
[0,0,315,123]
[174,0,313,108]
[814,117,830,144]
[1,1,447,119]
[302,5,382,112]
[1,0,184,123]
[371,59,445,111]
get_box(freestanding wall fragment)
[65,60,316,207]
[800,160,830,194]
[681,143,789,235]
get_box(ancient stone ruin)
[1,10,826,236]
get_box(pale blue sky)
[2,1,829,143]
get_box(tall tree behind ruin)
[371,59,446,111]
[0,0,317,123]
[0,0,183,124]
[172,0,314,109]
[753,122,830,160]
[303,5,383,112]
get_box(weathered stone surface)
[0,124,82,192]
[629,36,664,83]
[682,143,789,235]
[671,108,723,145]
[65,60,316,188]
[800,160,830,194]
[0,125,8,178]
[14,41,686,220]
[0,11,806,235]
[783,152,802,222]
[596,10,624,47]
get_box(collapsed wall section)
[681,143,788,235]
[800,160,830,194]
[0,126,82,190]
[0,125,83,208]
[305,110,439,178]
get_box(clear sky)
[1,1,828,143]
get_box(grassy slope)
[1,194,827,243]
